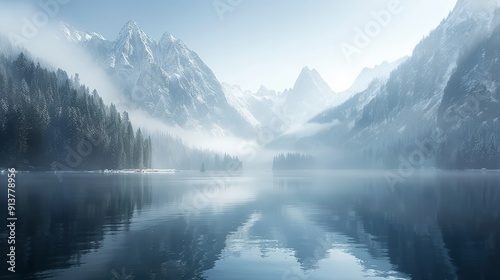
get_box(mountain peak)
[283,66,335,121]
[298,66,322,78]
[256,85,277,96]
[118,20,147,39]
[114,20,156,67]
[339,57,407,100]
[60,20,253,135]
[160,32,177,45]
[300,66,311,73]
[124,20,140,30]
[451,0,500,21]
[115,20,152,44]
[59,21,72,30]
[58,21,105,42]
[294,66,328,91]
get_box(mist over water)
[0,1,499,279]
[1,171,499,280]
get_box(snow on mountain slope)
[221,83,289,134]
[113,21,156,69]
[221,83,261,128]
[335,57,407,105]
[59,22,106,43]
[282,67,335,123]
[222,66,337,134]
[452,0,499,22]
[58,21,253,137]
[271,0,500,169]
[435,22,500,169]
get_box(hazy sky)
[1,0,457,92]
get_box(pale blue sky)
[0,0,458,92]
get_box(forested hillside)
[436,24,500,169]
[271,2,500,170]
[0,52,152,170]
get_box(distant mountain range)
[59,21,406,138]
[222,61,404,136]
[271,0,500,169]
[222,67,335,134]
[334,58,407,106]
[7,0,496,170]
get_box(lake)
[1,171,499,280]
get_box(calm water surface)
[1,171,499,280]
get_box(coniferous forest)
[151,131,242,172]
[272,153,317,170]
[0,52,152,170]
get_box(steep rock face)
[222,84,275,129]
[282,67,335,123]
[273,1,500,169]
[453,0,499,17]
[59,21,252,136]
[436,22,500,169]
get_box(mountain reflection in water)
[0,171,499,280]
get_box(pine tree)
[134,128,144,169]
[0,52,153,170]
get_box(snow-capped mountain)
[221,83,263,128]
[271,0,500,169]
[436,13,500,169]
[60,22,106,43]
[58,21,253,136]
[221,83,292,134]
[336,58,407,104]
[222,67,335,134]
[282,67,335,123]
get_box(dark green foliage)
[0,52,152,170]
[272,152,316,170]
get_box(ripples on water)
[0,171,499,280]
